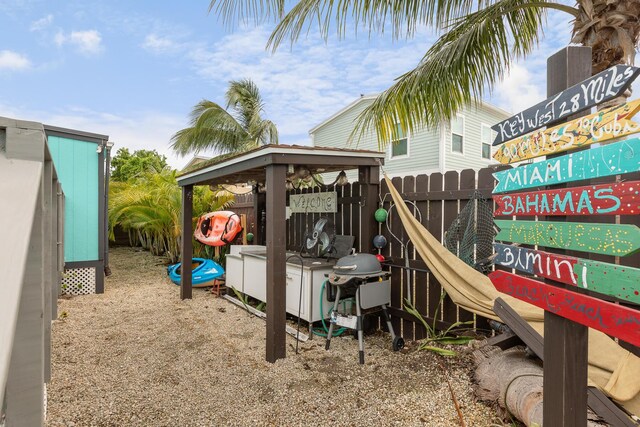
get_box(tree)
[208,1,640,145]
[171,78,278,156]
[110,148,168,182]
[108,169,235,262]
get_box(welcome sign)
[289,191,338,213]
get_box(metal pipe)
[103,141,113,276]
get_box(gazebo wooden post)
[359,165,380,253]
[180,184,193,300]
[265,164,287,362]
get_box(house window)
[390,122,408,158]
[481,124,492,159]
[451,115,464,153]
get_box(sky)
[1,1,635,169]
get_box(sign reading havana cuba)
[493,138,640,194]
[493,99,640,164]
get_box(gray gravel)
[47,247,505,427]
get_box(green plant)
[109,169,235,263]
[404,293,474,356]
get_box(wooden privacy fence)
[280,168,498,341]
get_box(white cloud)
[184,26,435,143]
[30,14,53,31]
[0,103,186,169]
[55,30,103,55]
[493,64,545,114]
[0,50,31,71]
[142,34,179,54]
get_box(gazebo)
[177,145,385,362]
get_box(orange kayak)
[194,211,242,247]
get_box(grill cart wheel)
[392,336,405,352]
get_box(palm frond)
[209,0,286,28]
[262,0,487,50]
[171,79,277,157]
[352,0,567,147]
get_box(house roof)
[308,94,511,135]
[43,124,109,144]
[181,155,211,171]
[308,94,377,134]
[176,144,384,187]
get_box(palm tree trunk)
[573,0,640,74]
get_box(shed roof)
[176,144,384,187]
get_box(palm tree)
[171,78,278,156]
[207,1,640,145]
[109,169,235,262]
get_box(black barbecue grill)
[325,253,404,364]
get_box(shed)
[177,144,385,362]
[44,125,112,294]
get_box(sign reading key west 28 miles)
[493,99,640,164]
[491,65,640,146]
[493,138,640,193]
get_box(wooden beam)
[544,45,591,427]
[265,164,287,363]
[180,185,193,300]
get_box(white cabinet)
[225,254,244,293]
[226,249,334,322]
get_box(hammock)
[384,175,640,415]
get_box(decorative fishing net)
[444,190,496,273]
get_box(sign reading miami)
[493,138,640,194]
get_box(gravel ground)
[47,247,505,427]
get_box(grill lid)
[328,253,383,286]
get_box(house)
[310,94,511,177]
[181,155,211,172]
[45,125,112,295]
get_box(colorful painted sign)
[489,270,640,347]
[492,65,640,145]
[493,244,640,304]
[493,243,578,285]
[492,138,640,194]
[574,260,640,305]
[494,220,640,256]
[493,100,640,164]
[493,181,640,216]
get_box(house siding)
[312,97,510,178]
[312,98,441,177]
[47,135,100,262]
[443,104,510,171]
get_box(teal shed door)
[48,136,100,262]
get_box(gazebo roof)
[177,144,385,187]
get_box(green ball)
[374,208,388,223]
[246,233,254,242]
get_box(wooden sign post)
[490,47,640,427]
